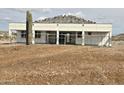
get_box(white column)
[82,31,85,45]
[32,30,35,44]
[56,24,59,45]
[82,24,85,45]
[56,30,59,45]
[32,24,35,44]
[75,32,77,45]
[109,31,112,47]
[9,29,12,43]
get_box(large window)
[35,31,41,38]
[21,31,26,38]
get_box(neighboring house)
[8,15,112,46]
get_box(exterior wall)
[34,24,57,31]
[75,32,110,46]
[35,31,46,44]
[58,24,83,31]
[9,23,26,30]
[84,24,112,32]
[16,31,26,43]
[9,23,112,32]
[76,38,82,45]
[75,32,82,44]
[16,30,47,44]
[85,32,109,46]
[9,23,112,46]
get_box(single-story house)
[9,23,112,46]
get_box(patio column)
[109,31,112,47]
[75,32,77,45]
[9,29,12,43]
[32,30,35,44]
[56,30,59,45]
[82,24,85,45]
[32,24,35,44]
[56,24,59,45]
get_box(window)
[21,31,26,38]
[35,31,41,38]
[88,32,92,35]
[77,32,82,38]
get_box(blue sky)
[0,8,124,35]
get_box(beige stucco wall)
[75,32,110,46]
[9,23,112,32]
[16,31,26,43]
[84,24,112,32]
[9,23,26,30]
[9,23,112,46]
[84,32,110,46]
[16,30,47,44]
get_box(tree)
[26,11,32,45]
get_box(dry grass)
[0,44,124,85]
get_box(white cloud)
[10,8,52,13]
[4,17,11,20]
[75,11,82,16]
[36,16,47,20]
[63,11,85,18]
[41,8,51,13]
[0,17,12,22]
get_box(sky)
[0,8,124,35]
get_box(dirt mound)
[0,45,124,84]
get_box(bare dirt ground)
[0,43,124,85]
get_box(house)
[8,15,112,46]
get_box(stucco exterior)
[9,23,112,46]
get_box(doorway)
[59,32,76,45]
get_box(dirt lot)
[0,44,124,85]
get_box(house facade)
[9,23,112,46]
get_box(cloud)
[9,8,52,13]
[63,11,85,18]
[36,16,47,20]
[0,17,12,22]
[4,17,11,20]
[75,11,83,16]
[41,8,51,13]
